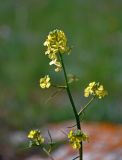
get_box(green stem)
[78,97,95,116]
[59,53,83,160]
[52,84,67,89]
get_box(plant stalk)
[59,53,83,160]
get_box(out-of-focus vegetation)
[0,0,122,131]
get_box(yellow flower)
[68,130,88,149]
[44,29,69,56]
[40,75,51,89]
[68,130,73,139]
[28,130,38,139]
[84,82,107,99]
[49,59,62,72]
[96,85,108,99]
[28,130,44,146]
[44,29,70,72]
[72,141,81,149]
[84,82,97,97]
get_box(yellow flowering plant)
[28,29,107,160]
[28,130,45,147]
[68,130,88,149]
[84,82,107,99]
[40,75,51,89]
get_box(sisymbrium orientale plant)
[27,29,108,160]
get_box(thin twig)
[72,155,80,160]
[78,97,95,116]
[45,88,63,104]
[48,130,53,144]
[80,112,85,121]
[67,123,77,128]
[47,129,53,152]
[52,84,67,89]
[60,130,68,136]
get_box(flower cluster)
[28,129,44,146]
[44,29,70,72]
[40,75,51,89]
[68,130,88,149]
[84,82,107,99]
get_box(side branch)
[78,97,95,116]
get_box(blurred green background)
[0,0,122,133]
